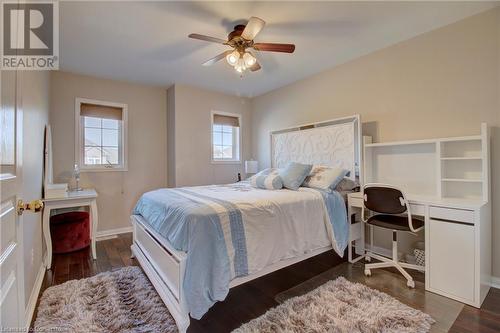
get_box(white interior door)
[0,69,25,328]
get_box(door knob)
[17,199,44,215]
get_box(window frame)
[75,97,128,172]
[210,110,241,164]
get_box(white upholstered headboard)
[271,115,362,181]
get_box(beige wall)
[251,9,500,276]
[20,71,50,314]
[168,84,252,187]
[50,72,167,232]
[167,86,175,187]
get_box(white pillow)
[302,165,348,191]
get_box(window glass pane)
[84,128,101,146]
[222,132,232,146]
[84,116,101,128]
[222,146,233,159]
[222,125,232,133]
[213,124,222,132]
[84,147,102,165]
[213,132,222,145]
[213,145,223,159]
[102,129,119,146]
[102,119,119,129]
[102,147,119,164]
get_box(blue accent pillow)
[279,162,313,190]
[249,168,283,190]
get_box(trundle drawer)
[429,206,474,224]
[135,222,181,299]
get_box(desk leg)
[348,205,354,263]
[42,207,52,269]
[90,200,98,260]
[359,222,365,257]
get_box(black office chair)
[362,183,424,288]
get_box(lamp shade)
[245,160,259,174]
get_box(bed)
[130,115,363,332]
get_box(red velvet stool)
[50,211,90,254]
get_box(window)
[75,98,127,171]
[211,112,241,163]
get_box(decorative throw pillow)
[303,165,349,191]
[335,177,358,192]
[278,162,313,190]
[249,168,283,190]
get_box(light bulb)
[237,58,246,70]
[243,52,256,67]
[226,50,240,66]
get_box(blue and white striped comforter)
[133,182,348,319]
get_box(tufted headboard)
[271,115,361,181]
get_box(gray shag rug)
[34,266,177,333]
[234,276,435,333]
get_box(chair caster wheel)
[365,256,371,262]
[407,280,415,288]
[364,269,371,277]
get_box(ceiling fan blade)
[202,50,232,66]
[188,33,227,44]
[241,17,266,40]
[253,43,295,53]
[249,61,261,72]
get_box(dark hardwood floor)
[32,234,500,332]
[449,288,500,333]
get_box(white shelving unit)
[364,123,488,203]
[362,123,491,307]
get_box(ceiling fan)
[188,17,295,74]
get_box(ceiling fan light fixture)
[243,52,256,67]
[226,50,240,66]
[190,16,294,75]
[234,58,247,73]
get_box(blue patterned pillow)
[278,162,313,190]
[302,165,349,191]
[249,168,283,190]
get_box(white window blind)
[213,114,240,127]
[80,103,123,120]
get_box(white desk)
[347,191,490,308]
[42,189,98,269]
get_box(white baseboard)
[491,276,500,289]
[96,226,132,241]
[24,264,46,328]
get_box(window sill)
[211,160,241,165]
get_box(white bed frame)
[131,115,363,332]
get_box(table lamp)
[245,160,259,177]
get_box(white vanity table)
[42,189,98,269]
[42,126,99,269]
[348,123,491,308]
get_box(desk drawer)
[410,204,425,216]
[429,206,474,224]
[348,196,364,208]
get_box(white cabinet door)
[429,218,475,302]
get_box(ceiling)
[60,1,498,97]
